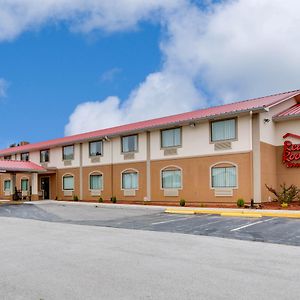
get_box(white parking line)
[230,218,276,232]
[151,217,191,225]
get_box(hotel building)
[1,90,300,205]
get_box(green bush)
[110,196,117,203]
[179,199,186,207]
[236,198,245,207]
[73,195,79,201]
[98,197,104,203]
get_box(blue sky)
[0,22,161,146]
[0,0,300,149]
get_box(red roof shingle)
[0,160,46,172]
[0,89,299,156]
[273,103,300,121]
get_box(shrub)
[281,202,288,208]
[73,195,79,201]
[266,183,300,204]
[179,199,186,207]
[236,198,245,207]
[98,197,104,203]
[110,196,117,203]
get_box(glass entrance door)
[41,177,50,199]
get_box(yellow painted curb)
[165,209,300,219]
[220,212,262,218]
[164,209,195,215]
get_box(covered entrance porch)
[0,160,47,201]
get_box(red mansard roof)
[0,89,299,156]
[0,160,46,173]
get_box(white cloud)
[0,78,9,98]
[1,0,300,134]
[100,68,122,82]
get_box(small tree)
[265,183,300,204]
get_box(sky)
[0,0,300,149]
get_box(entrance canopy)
[0,160,46,173]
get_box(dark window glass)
[40,150,49,163]
[89,141,103,156]
[63,145,74,160]
[122,135,138,153]
[21,153,29,161]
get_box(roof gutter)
[0,106,268,156]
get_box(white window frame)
[3,179,11,191]
[210,118,237,143]
[161,127,182,149]
[160,166,183,190]
[62,174,75,191]
[40,149,50,163]
[121,169,139,190]
[20,177,29,191]
[89,172,104,191]
[121,135,138,153]
[89,141,103,157]
[62,145,74,161]
[210,162,238,189]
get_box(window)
[63,145,74,160]
[162,168,182,189]
[4,180,11,191]
[21,152,29,161]
[40,150,49,163]
[21,179,29,191]
[122,171,138,189]
[4,156,11,160]
[89,141,103,156]
[63,175,74,190]
[90,174,103,190]
[211,166,237,188]
[122,135,138,153]
[161,128,181,148]
[211,119,236,142]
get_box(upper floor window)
[40,150,49,163]
[122,135,138,153]
[4,155,11,160]
[161,128,181,148]
[21,178,29,191]
[89,141,103,156]
[4,180,11,191]
[90,173,103,190]
[211,119,236,142]
[211,165,237,188]
[21,152,29,161]
[161,167,182,189]
[63,145,74,160]
[122,170,138,189]
[63,174,74,191]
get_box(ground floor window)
[4,180,11,191]
[122,171,138,189]
[63,175,74,190]
[90,174,103,190]
[162,168,182,189]
[211,166,237,188]
[21,179,29,191]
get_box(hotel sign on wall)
[283,133,300,168]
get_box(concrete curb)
[165,208,300,219]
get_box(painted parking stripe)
[151,217,193,225]
[230,218,277,232]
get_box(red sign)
[283,133,300,168]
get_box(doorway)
[41,177,50,199]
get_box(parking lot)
[1,200,300,246]
[1,201,300,299]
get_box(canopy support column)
[31,173,39,201]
